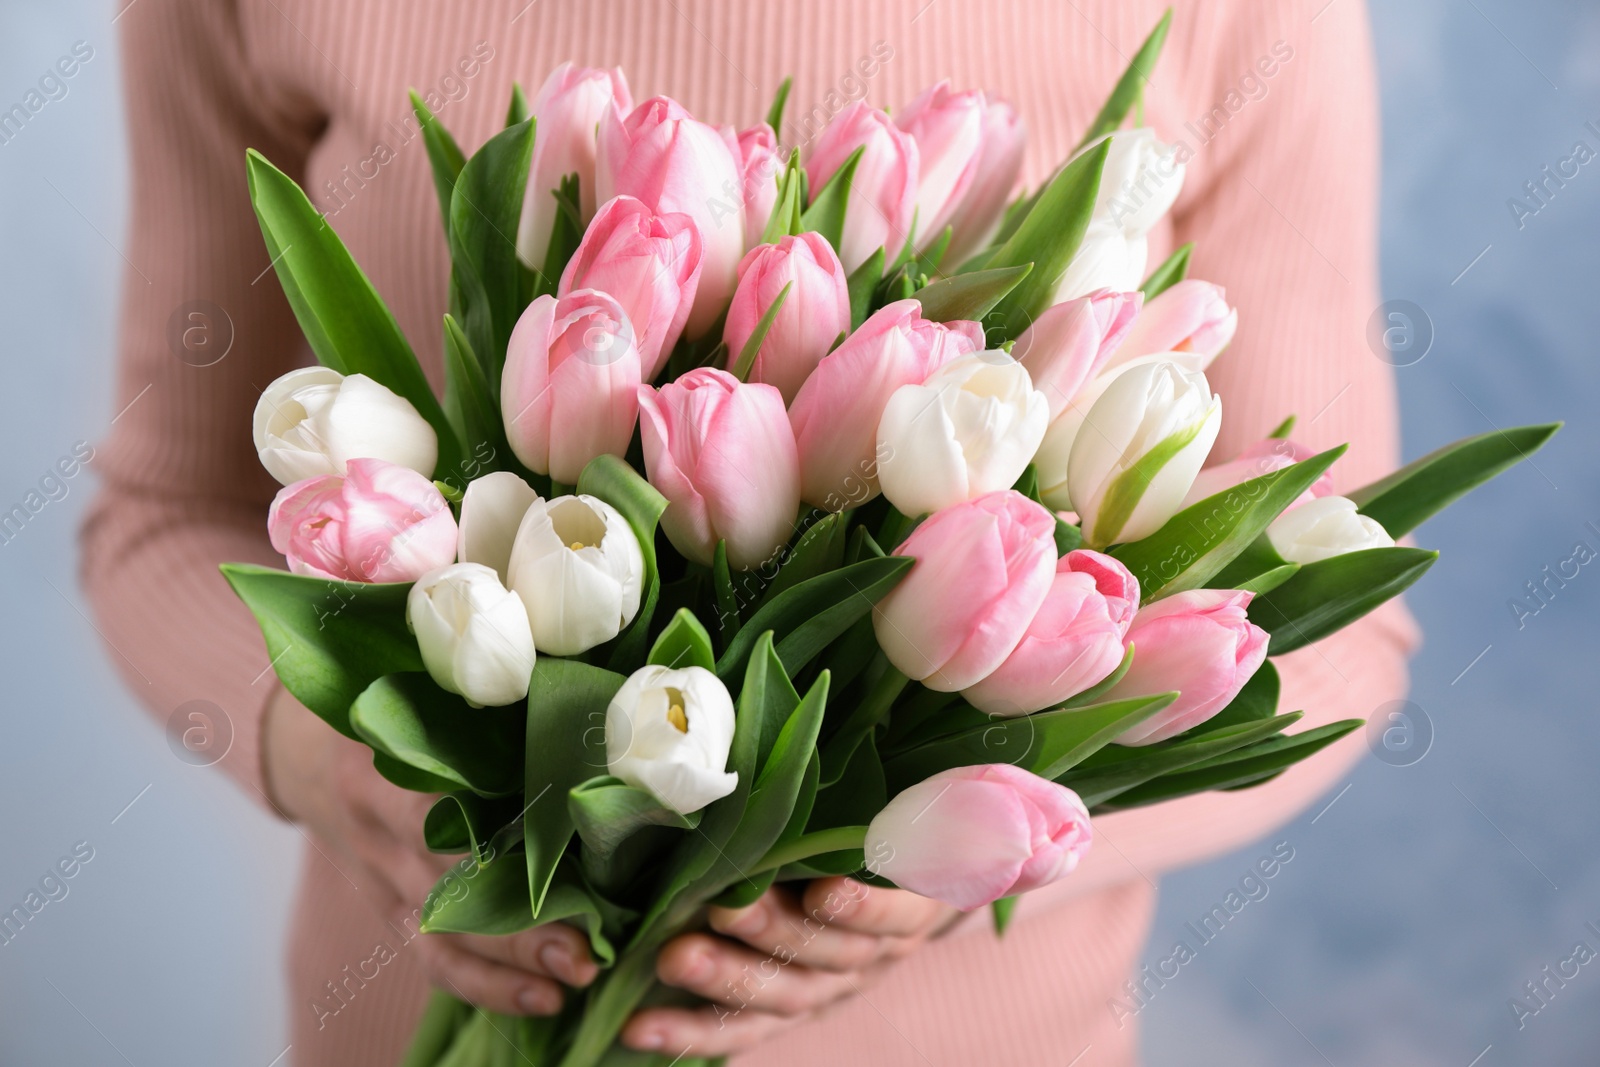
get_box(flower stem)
[749,824,869,875]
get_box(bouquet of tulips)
[224,14,1556,1066]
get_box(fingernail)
[539,942,574,983]
[631,1029,665,1050]
[678,948,713,983]
[723,902,768,938]
[517,986,557,1015]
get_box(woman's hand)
[263,689,599,1015]
[621,879,960,1057]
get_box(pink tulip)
[865,764,1093,911]
[559,195,703,381]
[1182,436,1334,509]
[894,81,986,248]
[788,300,983,511]
[734,123,782,248]
[805,102,919,272]
[723,233,852,404]
[1014,289,1142,420]
[1105,589,1270,746]
[268,458,457,583]
[515,63,633,269]
[501,289,642,484]
[637,368,801,570]
[597,96,746,339]
[873,490,1057,691]
[1110,280,1239,371]
[963,550,1139,716]
[943,97,1026,266]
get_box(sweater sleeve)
[80,0,325,806]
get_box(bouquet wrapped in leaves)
[224,14,1557,1066]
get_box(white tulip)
[605,664,738,815]
[1267,495,1395,565]
[252,367,438,485]
[1094,128,1186,237]
[457,472,541,583]
[407,563,536,708]
[506,494,644,656]
[1051,219,1148,304]
[875,352,1050,517]
[1067,360,1222,548]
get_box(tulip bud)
[1095,127,1186,237]
[1181,436,1332,510]
[637,368,801,570]
[963,550,1138,716]
[1104,589,1270,745]
[723,233,852,404]
[865,764,1092,911]
[894,81,986,248]
[1014,290,1142,420]
[267,458,457,583]
[1068,360,1222,548]
[597,96,746,338]
[734,123,782,249]
[873,490,1057,691]
[805,102,919,272]
[875,351,1049,517]
[456,472,541,583]
[516,63,634,268]
[1051,219,1148,304]
[506,494,645,655]
[789,301,984,511]
[252,367,438,486]
[501,290,642,485]
[1267,495,1395,564]
[1110,280,1238,372]
[407,563,536,707]
[606,664,738,814]
[942,97,1025,266]
[559,195,703,380]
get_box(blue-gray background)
[1,2,1595,1065]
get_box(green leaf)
[535,867,619,965]
[712,540,743,646]
[441,313,506,458]
[523,658,625,913]
[1109,446,1346,600]
[758,512,851,610]
[802,146,863,249]
[220,564,421,738]
[349,674,525,796]
[506,82,530,126]
[373,751,461,794]
[410,91,468,235]
[244,150,458,475]
[1248,547,1437,655]
[536,173,584,298]
[765,77,793,132]
[731,281,792,381]
[1209,536,1301,595]
[568,776,700,860]
[647,608,717,672]
[1267,415,1297,439]
[576,455,670,670]
[992,896,1019,935]
[914,265,1032,324]
[819,660,907,785]
[449,118,535,387]
[420,852,534,935]
[1063,713,1300,808]
[810,727,886,830]
[424,793,524,859]
[1139,242,1192,299]
[1076,9,1173,149]
[1348,423,1561,537]
[847,247,886,330]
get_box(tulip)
[456,471,540,583]
[606,664,738,815]
[789,301,984,511]
[1095,127,1187,238]
[559,195,703,380]
[1068,360,1222,548]
[1104,589,1270,745]
[872,490,1057,691]
[637,368,801,570]
[252,367,438,486]
[804,102,919,272]
[267,458,457,583]
[407,563,536,707]
[723,233,852,404]
[597,96,746,338]
[1014,290,1142,420]
[734,123,781,248]
[1110,280,1238,372]
[894,81,986,248]
[1182,437,1333,510]
[516,63,634,269]
[1052,219,1148,304]
[501,289,642,485]
[875,351,1049,517]
[864,764,1093,911]
[942,97,1025,266]
[1267,495,1395,564]
[506,494,644,655]
[963,550,1139,716]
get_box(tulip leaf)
[847,247,886,330]
[372,752,461,794]
[647,608,717,672]
[711,540,743,647]
[506,82,530,127]
[531,866,620,965]
[1210,536,1301,595]
[731,281,793,381]
[992,896,1020,936]
[424,793,525,860]
[537,172,585,300]
[1348,422,1561,538]
[1140,242,1192,299]
[1055,517,1085,555]
[420,850,534,936]
[1108,445,1346,600]
[1249,547,1438,655]
[810,726,887,831]
[1268,415,1297,440]
[441,313,506,460]
[568,776,701,860]
[716,556,915,684]
[219,564,421,738]
[1076,9,1173,149]
[760,153,805,245]
[985,139,1110,341]
[576,455,670,671]
[759,512,851,610]
[410,91,468,235]
[802,146,864,251]
[819,660,909,785]
[1061,713,1301,808]
[244,150,460,477]
[914,264,1033,325]
[814,611,881,696]
[349,673,526,796]
[765,77,793,133]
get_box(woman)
[83,1,1414,1063]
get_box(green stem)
[555,942,662,1067]
[750,824,869,876]
[399,990,471,1067]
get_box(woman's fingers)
[801,877,953,938]
[415,936,566,1017]
[454,924,600,987]
[621,1003,793,1057]
[708,886,888,973]
[654,931,858,1016]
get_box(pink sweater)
[83,2,1415,1064]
